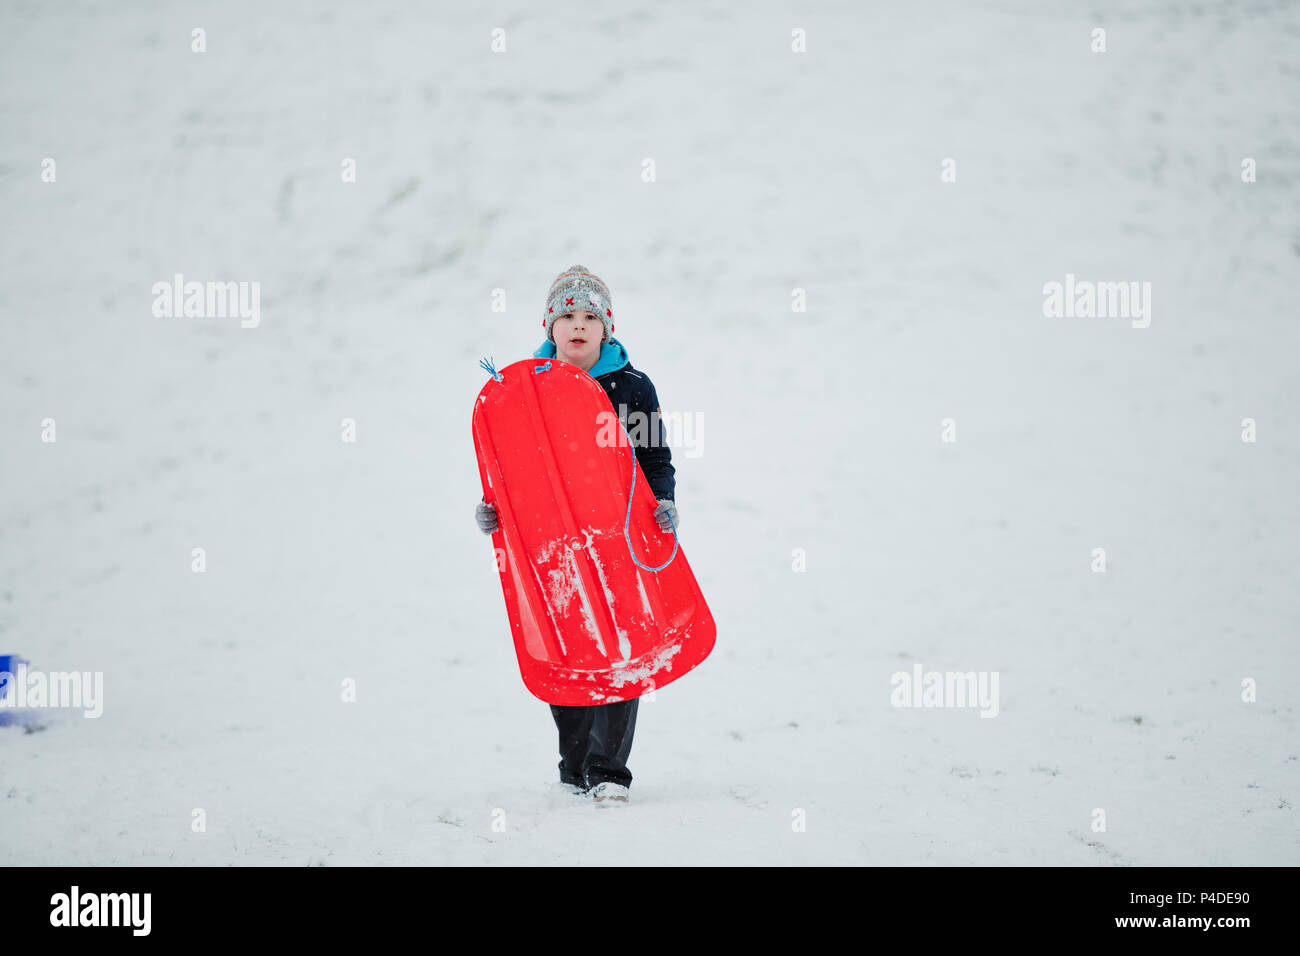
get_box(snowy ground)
[1,0,1297,865]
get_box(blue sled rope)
[619,419,678,572]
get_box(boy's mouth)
[569,337,588,345]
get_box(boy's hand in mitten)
[653,498,678,533]
[476,497,498,535]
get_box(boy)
[475,265,678,806]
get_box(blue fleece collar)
[533,336,629,378]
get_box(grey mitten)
[476,497,499,535]
[653,498,678,533]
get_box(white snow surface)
[1,0,1298,865]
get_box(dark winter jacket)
[532,336,675,502]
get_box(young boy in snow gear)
[475,265,677,805]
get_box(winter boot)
[591,781,630,805]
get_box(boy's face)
[552,309,606,367]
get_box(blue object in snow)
[0,654,23,701]
[0,653,36,728]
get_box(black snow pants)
[550,698,639,790]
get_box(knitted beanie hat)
[543,265,613,344]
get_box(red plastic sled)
[472,357,715,705]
